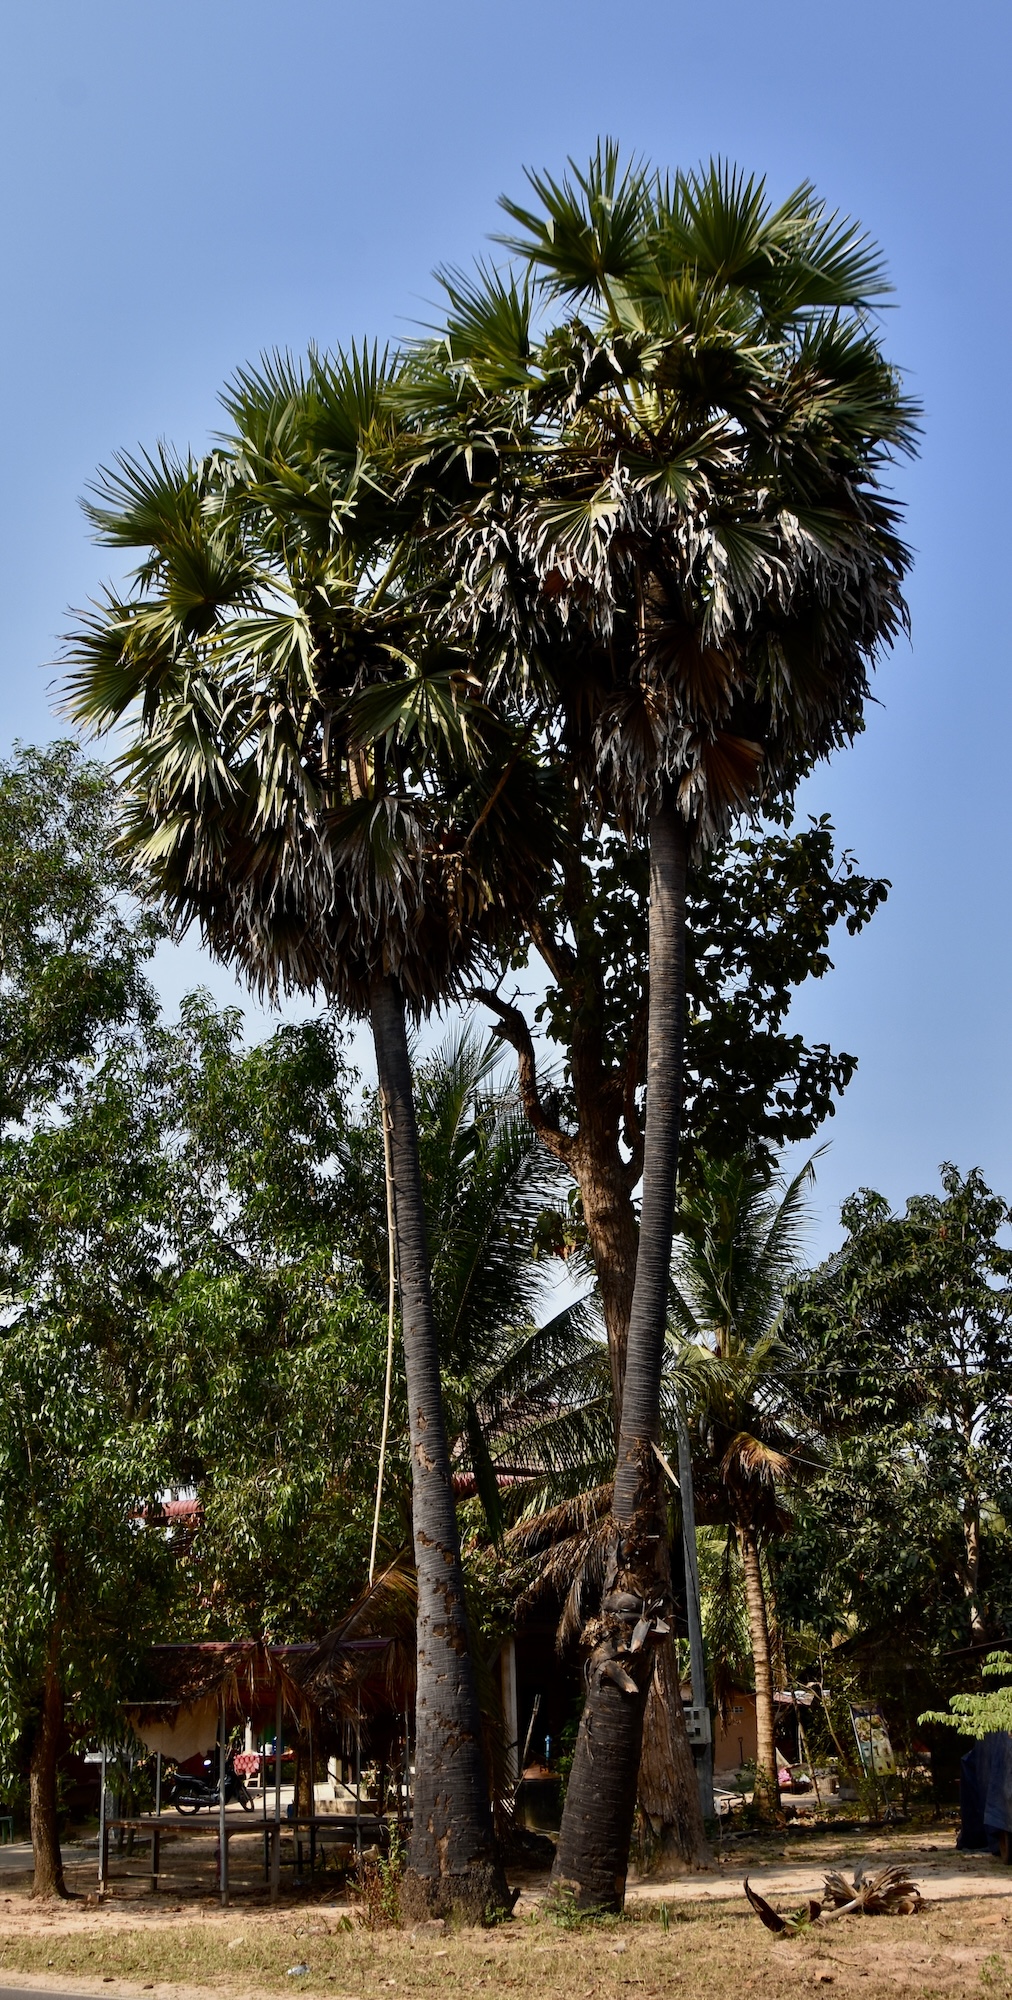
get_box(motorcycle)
[166,1750,255,1814]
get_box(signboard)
[849,1703,896,1776]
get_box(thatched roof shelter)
[124,1638,395,1760]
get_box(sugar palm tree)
[402,146,917,1904]
[62,348,554,1918]
[670,1150,817,1814]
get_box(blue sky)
[2,0,1009,1257]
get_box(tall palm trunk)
[30,1634,68,1899]
[552,788,688,1911]
[739,1528,780,1817]
[369,976,509,1922]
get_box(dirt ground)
[1,1821,1011,2000]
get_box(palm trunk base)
[551,1648,654,1913]
[401,1862,513,1925]
[751,1763,781,1822]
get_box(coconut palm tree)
[670,1150,817,1814]
[62,347,555,1919]
[401,146,917,1904]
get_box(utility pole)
[675,1400,714,1822]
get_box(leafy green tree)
[480,810,886,1385]
[778,1165,1012,1656]
[0,1058,175,1897]
[409,146,916,1904]
[0,740,167,1897]
[0,740,161,1126]
[135,994,392,1640]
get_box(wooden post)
[501,1640,520,1788]
[218,1708,228,1908]
[309,1717,316,1878]
[354,1693,362,1858]
[270,1687,282,1903]
[150,1751,162,1893]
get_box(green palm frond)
[434,263,536,386]
[496,139,654,312]
[654,163,891,316]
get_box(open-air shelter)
[104,1636,401,1903]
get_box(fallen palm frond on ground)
[744,1864,923,1935]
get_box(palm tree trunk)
[578,1154,641,1431]
[739,1529,780,1818]
[963,1496,985,1639]
[369,975,509,1922]
[552,787,688,1911]
[30,1637,68,1900]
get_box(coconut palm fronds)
[821,1865,923,1917]
[743,1864,923,1936]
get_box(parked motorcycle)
[166,1751,255,1814]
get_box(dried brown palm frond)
[821,1865,923,1917]
[504,1484,613,1647]
[744,1864,922,1936]
[720,1431,791,1485]
[306,1552,417,1715]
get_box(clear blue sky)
[2,0,1009,1256]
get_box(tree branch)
[471,988,575,1164]
[528,912,578,987]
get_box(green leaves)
[496,140,654,312]
[0,742,162,1128]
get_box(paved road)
[0,1989,109,2000]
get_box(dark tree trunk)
[30,1641,68,1900]
[370,975,510,1923]
[552,791,688,1911]
[740,1528,780,1817]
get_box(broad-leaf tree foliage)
[137,995,392,1641]
[0,973,389,1896]
[484,809,887,1368]
[0,742,165,1897]
[777,1165,1012,1657]
[404,146,916,1906]
[0,740,161,1124]
[0,1064,174,1898]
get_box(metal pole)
[98,1745,108,1894]
[675,1402,715,1820]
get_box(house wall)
[713,1689,758,1775]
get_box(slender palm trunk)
[30,1636,68,1899]
[369,976,509,1922]
[963,1497,985,1640]
[739,1529,780,1817]
[552,789,688,1911]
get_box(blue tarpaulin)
[958,1733,1012,1852]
